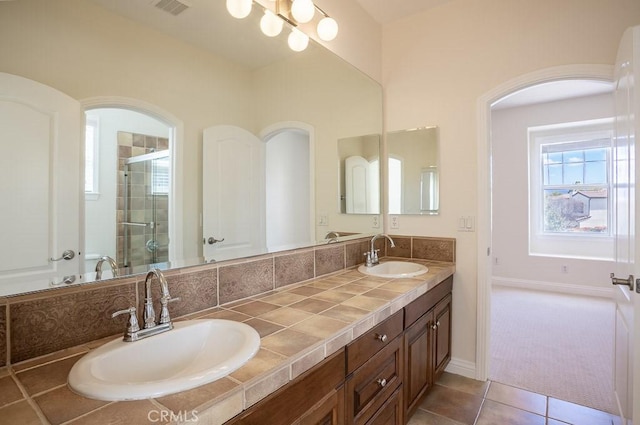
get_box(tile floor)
[409,373,622,425]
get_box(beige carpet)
[490,285,617,414]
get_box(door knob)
[206,237,225,245]
[610,273,634,291]
[50,275,76,286]
[50,250,75,262]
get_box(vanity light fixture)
[316,14,338,41]
[227,0,338,51]
[277,0,339,44]
[260,9,284,37]
[226,0,252,19]
[290,0,315,23]
[288,27,309,52]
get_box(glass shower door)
[122,150,170,268]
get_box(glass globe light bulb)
[291,0,315,24]
[317,16,338,41]
[226,0,252,19]
[288,28,309,52]
[260,10,283,37]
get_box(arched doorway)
[81,97,184,273]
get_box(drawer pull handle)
[375,333,387,343]
[431,323,438,330]
[376,378,387,387]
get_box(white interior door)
[202,125,265,262]
[0,72,81,292]
[612,25,639,425]
[345,155,370,213]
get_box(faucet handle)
[159,296,181,325]
[363,251,372,267]
[112,307,140,338]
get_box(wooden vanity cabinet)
[345,310,404,425]
[402,276,453,421]
[225,275,453,425]
[226,348,346,425]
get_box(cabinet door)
[433,295,452,378]
[300,385,345,425]
[403,311,433,418]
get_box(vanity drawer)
[404,275,453,328]
[363,385,403,425]
[346,335,403,425]
[347,310,403,374]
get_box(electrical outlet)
[318,214,328,226]
[372,215,380,228]
[561,265,568,273]
[390,215,399,229]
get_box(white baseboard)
[492,276,614,299]
[445,357,477,380]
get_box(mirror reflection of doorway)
[84,108,172,273]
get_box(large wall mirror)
[387,127,440,215]
[0,0,383,295]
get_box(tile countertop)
[0,259,455,425]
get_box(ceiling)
[354,0,453,24]
[492,80,614,110]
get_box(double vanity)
[0,235,455,425]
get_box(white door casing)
[0,72,81,292]
[202,125,266,262]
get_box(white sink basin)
[358,261,428,278]
[68,319,260,401]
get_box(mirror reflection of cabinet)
[387,127,439,215]
[338,134,381,214]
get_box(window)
[388,157,402,214]
[85,115,99,199]
[529,119,614,260]
[541,140,610,234]
[152,156,170,195]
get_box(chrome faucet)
[325,231,340,243]
[95,256,118,280]
[364,234,395,267]
[111,268,180,342]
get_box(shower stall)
[121,150,170,268]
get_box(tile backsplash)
[0,235,455,367]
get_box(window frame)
[528,118,614,260]
[84,115,100,200]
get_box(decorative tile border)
[0,235,455,367]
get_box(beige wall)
[381,0,640,370]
